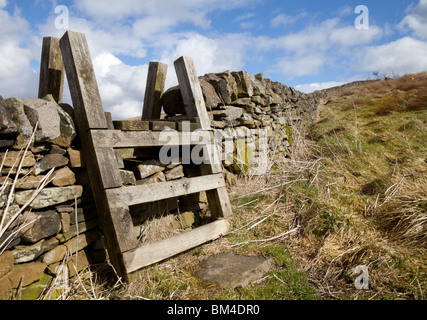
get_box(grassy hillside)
[290,72,427,299]
[55,73,426,300]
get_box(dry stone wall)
[162,71,322,171]
[0,94,107,300]
[0,70,323,300]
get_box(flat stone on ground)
[197,252,274,289]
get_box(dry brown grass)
[339,72,427,116]
[56,72,427,301]
[371,180,427,247]
[301,72,427,299]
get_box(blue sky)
[1,0,427,119]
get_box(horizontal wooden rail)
[106,173,226,207]
[122,219,230,273]
[90,130,211,149]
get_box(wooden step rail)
[106,173,226,207]
[90,130,212,149]
[122,220,230,273]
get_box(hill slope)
[294,72,427,299]
[66,73,427,300]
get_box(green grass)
[219,246,319,300]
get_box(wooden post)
[38,37,65,103]
[105,112,125,169]
[60,31,138,279]
[174,57,212,130]
[200,143,233,219]
[174,56,232,219]
[59,31,109,133]
[142,62,168,121]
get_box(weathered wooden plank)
[60,31,108,132]
[100,200,139,254]
[122,219,230,273]
[38,37,65,103]
[105,112,125,169]
[163,116,199,123]
[177,121,201,132]
[150,121,177,131]
[93,147,124,190]
[200,143,233,219]
[142,62,168,121]
[59,30,136,280]
[106,173,226,207]
[174,57,212,130]
[113,120,150,131]
[90,130,211,149]
[76,131,138,276]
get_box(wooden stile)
[57,31,232,280]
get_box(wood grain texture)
[113,120,150,131]
[122,219,230,273]
[91,130,211,148]
[59,31,138,279]
[142,62,168,121]
[174,57,212,130]
[60,31,108,132]
[200,143,233,219]
[150,121,177,131]
[106,173,226,207]
[38,37,65,103]
[105,112,125,169]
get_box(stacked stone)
[162,71,322,170]
[0,95,105,300]
[116,154,213,242]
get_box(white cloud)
[234,13,255,22]
[74,0,252,25]
[295,81,345,93]
[0,5,39,98]
[271,12,306,28]
[329,25,383,48]
[399,0,427,39]
[92,52,149,120]
[274,18,383,54]
[260,17,384,79]
[3,0,425,121]
[240,21,256,30]
[358,37,427,75]
[277,54,327,78]
[160,33,249,77]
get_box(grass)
[298,72,427,299]
[44,72,427,300]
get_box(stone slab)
[197,252,274,289]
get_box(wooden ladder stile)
[56,31,232,280]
